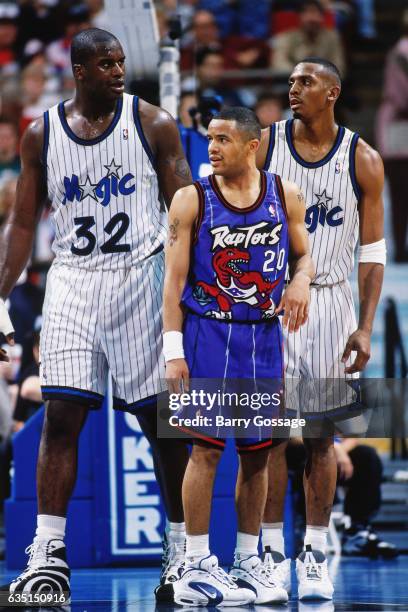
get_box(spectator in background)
[0,3,19,77]
[271,0,346,76]
[0,120,19,190]
[336,439,398,558]
[46,4,91,73]
[178,91,198,128]
[86,0,109,30]
[19,64,57,135]
[183,47,244,107]
[17,0,62,49]
[180,10,222,70]
[376,9,408,262]
[255,92,284,128]
[13,324,43,433]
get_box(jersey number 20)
[71,213,131,256]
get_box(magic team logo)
[209,221,283,251]
[62,158,135,207]
[305,189,344,233]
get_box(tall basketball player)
[255,58,385,600]
[0,29,192,600]
[163,107,314,606]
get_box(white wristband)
[163,331,185,362]
[358,238,387,266]
[0,298,14,337]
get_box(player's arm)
[276,181,315,332]
[163,185,199,393]
[0,118,47,361]
[342,140,385,374]
[138,100,192,207]
[255,127,271,170]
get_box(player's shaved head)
[296,57,341,86]
[213,107,261,141]
[71,28,121,67]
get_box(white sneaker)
[155,532,185,602]
[261,546,292,594]
[230,555,288,604]
[296,546,334,601]
[0,538,70,603]
[174,554,256,607]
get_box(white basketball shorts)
[39,251,165,410]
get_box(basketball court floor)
[1,556,408,610]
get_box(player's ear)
[248,138,260,154]
[72,63,85,81]
[327,85,341,104]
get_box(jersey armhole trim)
[193,181,205,244]
[132,96,157,168]
[275,174,288,220]
[349,132,362,202]
[263,124,276,170]
[42,110,49,169]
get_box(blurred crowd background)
[0,0,407,558]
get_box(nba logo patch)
[335,161,341,174]
[268,204,276,218]
[123,129,128,140]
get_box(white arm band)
[0,298,14,337]
[163,331,185,362]
[358,239,387,266]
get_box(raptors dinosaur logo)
[193,246,281,320]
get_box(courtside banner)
[107,409,165,557]
[157,379,407,439]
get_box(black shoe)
[154,532,185,603]
[0,538,71,605]
[342,525,398,559]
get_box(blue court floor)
[1,556,408,611]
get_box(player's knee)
[269,439,289,459]
[191,443,223,468]
[304,436,334,457]
[43,400,88,440]
[240,447,270,473]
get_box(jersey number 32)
[71,213,130,256]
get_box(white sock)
[262,522,285,556]
[304,525,328,554]
[35,514,66,541]
[234,532,259,562]
[186,534,210,565]
[167,520,186,544]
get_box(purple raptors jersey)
[181,170,289,322]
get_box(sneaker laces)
[13,540,50,582]
[211,565,238,588]
[253,561,279,586]
[162,539,185,578]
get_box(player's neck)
[218,165,260,194]
[73,91,118,120]
[294,116,337,146]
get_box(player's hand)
[0,298,15,362]
[165,358,190,395]
[276,275,310,333]
[335,444,354,480]
[342,329,370,374]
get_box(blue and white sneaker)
[230,554,288,604]
[296,545,334,601]
[173,554,256,607]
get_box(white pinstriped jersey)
[264,119,360,285]
[44,92,166,270]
